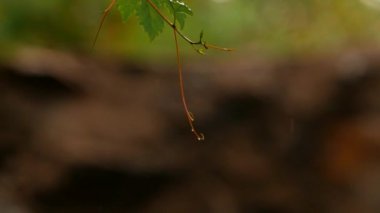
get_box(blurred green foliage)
[0,1,99,50]
[1,0,380,59]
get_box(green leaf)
[137,0,165,40]
[117,0,193,39]
[165,0,193,29]
[117,0,139,22]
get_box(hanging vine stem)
[168,1,204,141]
[173,28,204,141]
[94,0,232,140]
[148,0,233,141]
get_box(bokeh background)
[1,0,380,212]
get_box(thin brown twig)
[92,0,116,49]
[205,43,234,51]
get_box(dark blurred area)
[1,0,380,213]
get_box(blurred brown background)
[1,0,380,212]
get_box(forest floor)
[1,46,380,213]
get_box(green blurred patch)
[1,0,380,59]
